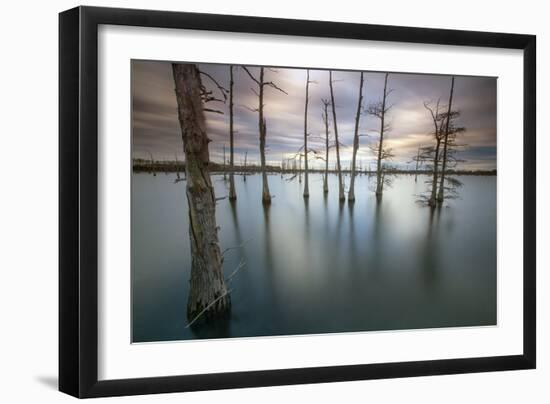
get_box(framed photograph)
[59,6,536,398]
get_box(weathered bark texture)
[375,73,389,197]
[228,65,237,200]
[348,72,364,202]
[172,63,230,323]
[303,70,310,198]
[437,76,455,204]
[329,71,345,202]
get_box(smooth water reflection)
[132,173,496,342]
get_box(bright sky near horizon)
[132,60,497,171]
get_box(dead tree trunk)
[303,69,310,198]
[348,72,364,202]
[429,136,441,206]
[172,63,230,323]
[174,152,184,182]
[424,100,442,207]
[228,65,237,200]
[258,68,271,204]
[375,73,389,197]
[299,154,302,183]
[437,76,455,204]
[148,151,156,176]
[223,144,227,181]
[242,66,288,204]
[243,151,247,182]
[414,146,421,182]
[322,100,330,194]
[329,71,345,202]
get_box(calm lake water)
[132,172,496,342]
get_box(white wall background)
[0,0,546,402]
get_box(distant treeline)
[132,159,496,176]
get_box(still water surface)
[132,173,496,342]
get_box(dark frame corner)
[59,5,536,398]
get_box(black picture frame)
[59,5,536,398]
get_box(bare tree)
[242,66,288,204]
[172,63,230,323]
[438,112,466,202]
[420,83,466,206]
[438,76,455,203]
[367,72,393,198]
[329,70,345,202]
[348,72,365,202]
[228,65,237,200]
[321,99,331,194]
[303,69,312,198]
[423,99,444,206]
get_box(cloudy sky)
[132,60,497,171]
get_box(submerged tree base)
[229,175,237,201]
[187,291,231,327]
[188,310,232,338]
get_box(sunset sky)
[132,60,497,171]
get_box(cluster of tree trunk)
[420,76,464,207]
[168,64,464,326]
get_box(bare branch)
[239,104,259,112]
[264,81,288,95]
[241,66,260,85]
[203,107,224,115]
[199,71,228,102]
[226,259,246,284]
[221,238,253,257]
